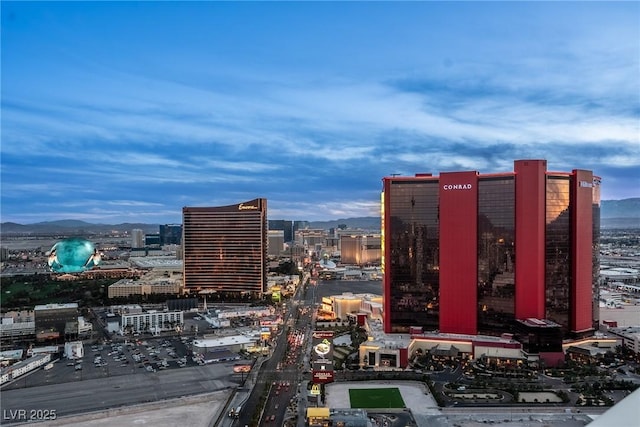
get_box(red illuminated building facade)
[381,160,600,339]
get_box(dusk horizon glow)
[2,2,639,224]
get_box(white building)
[202,314,231,329]
[215,306,272,319]
[320,293,383,321]
[0,354,51,385]
[607,327,640,354]
[131,229,144,249]
[78,317,93,336]
[192,335,257,354]
[64,341,84,359]
[121,310,183,334]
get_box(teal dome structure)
[47,238,101,273]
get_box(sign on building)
[311,330,334,384]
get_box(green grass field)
[348,387,406,409]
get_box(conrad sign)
[442,183,473,190]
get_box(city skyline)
[2,2,639,224]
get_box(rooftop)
[192,335,255,348]
[34,303,78,310]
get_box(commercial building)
[120,310,183,334]
[0,354,52,385]
[144,234,161,247]
[0,321,35,342]
[192,335,258,354]
[296,229,328,253]
[320,293,383,321]
[131,229,144,249]
[34,303,79,342]
[1,311,35,343]
[159,224,183,245]
[340,234,381,265]
[606,326,640,354]
[382,160,600,339]
[358,316,525,370]
[64,341,84,359]
[182,199,268,295]
[268,219,294,243]
[108,277,182,298]
[268,230,285,256]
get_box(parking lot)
[3,335,209,390]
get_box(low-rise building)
[215,306,273,319]
[192,335,258,354]
[121,310,184,334]
[0,354,52,385]
[64,341,84,359]
[34,303,78,342]
[108,277,182,298]
[0,320,35,342]
[605,326,640,354]
[321,292,383,321]
[358,317,523,370]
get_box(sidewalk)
[215,355,269,427]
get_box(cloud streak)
[1,2,638,224]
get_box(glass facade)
[182,200,267,295]
[159,224,182,245]
[514,320,563,354]
[592,176,602,329]
[545,176,571,332]
[388,180,439,332]
[477,177,515,334]
[383,162,599,340]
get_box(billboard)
[233,363,252,373]
[311,330,334,384]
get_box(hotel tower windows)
[182,199,267,296]
[382,160,600,339]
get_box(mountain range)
[1,198,638,234]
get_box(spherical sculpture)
[47,238,101,273]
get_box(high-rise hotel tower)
[182,199,268,295]
[382,160,600,338]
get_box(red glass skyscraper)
[381,160,600,338]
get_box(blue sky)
[2,1,639,224]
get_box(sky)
[1,1,639,224]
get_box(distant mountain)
[32,219,100,228]
[601,198,640,219]
[1,198,637,235]
[0,220,160,235]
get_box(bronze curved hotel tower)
[182,199,268,296]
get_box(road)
[229,276,316,427]
[1,363,236,425]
